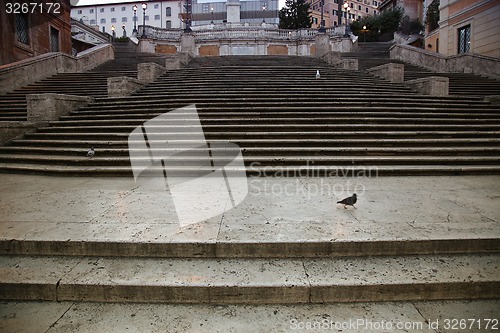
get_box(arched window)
[166,7,171,16]
[166,20,172,28]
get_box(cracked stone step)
[0,254,498,303]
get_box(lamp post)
[141,3,147,38]
[122,23,126,37]
[132,5,138,34]
[362,25,367,42]
[318,0,326,32]
[184,0,191,32]
[343,2,351,35]
[111,25,115,41]
[211,7,214,24]
[262,4,266,23]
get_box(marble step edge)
[1,238,499,258]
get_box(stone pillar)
[107,77,145,97]
[227,0,241,23]
[138,63,166,83]
[405,77,449,96]
[27,94,93,123]
[367,63,405,83]
[180,33,196,57]
[314,34,331,58]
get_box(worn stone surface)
[0,175,498,257]
[0,122,37,145]
[107,76,144,97]
[137,62,166,83]
[26,93,93,123]
[0,300,498,332]
[367,63,404,83]
[405,76,449,96]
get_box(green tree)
[279,0,312,29]
[350,6,404,42]
[425,0,440,31]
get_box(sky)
[74,0,286,9]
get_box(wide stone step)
[49,117,500,127]
[0,163,499,176]
[0,254,498,303]
[0,154,498,167]
[9,138,500,148]
[2,146,499,157]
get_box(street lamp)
[111,25,115,41]
[141,3,147,38]
[211,7,214,24]
[362,25,368,42]
[262,4,266,23]
[318,0,326,32]
[132,5,138,34]
[122,23,126,37]
[343,2,350,25]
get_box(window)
[50,26,59,52]
[373,1,378,6]
[154,4,159,9]
[366,7,368,12]
[100,18,106,24]
[166,20,172,28]
[166,7,171,16]
[90,19,96,25]
[122,17,127,22]
[358,5,361,10]
[457,25,471,54]
[89,9,94,13]
[77,10,82,14]
[111,7,115,12]
[155,15,160,20]
[15,13,29,45]
[111,18,117,23]
[333,10,337,15]
[334,0,338,3]
[100,8,104,13]
[121,6,126,11]
[202,4,210,13]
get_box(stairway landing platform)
[0,174,498,257]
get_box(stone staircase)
[0,55,499,176]
[343,42,500,97]
[0,41,167,122]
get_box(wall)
[0,44,115,94]
[391,43,500,79]
[438,0,500,58]
[0,1,72,65]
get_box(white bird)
[316,70,320,79]
[86,147,95,158]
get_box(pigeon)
[337,193,357,209]
[86,147,95,158]
[316,70,321,79]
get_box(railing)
[138,25,346,41]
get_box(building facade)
[378,0,423,21]
[71,0,279,35]
[0,0,72,65]
[71,0,183,35]
[191,0,279,26]
[425,0,499,58]
[307,0,380,29]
